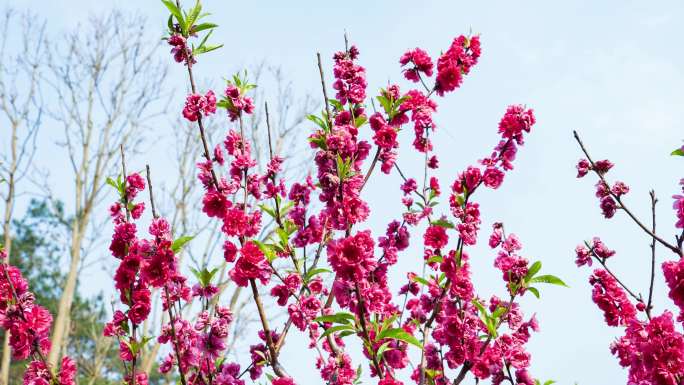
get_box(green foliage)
[161,0,222,56]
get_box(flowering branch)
[573,130,681,256]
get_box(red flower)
[229,241,271,287]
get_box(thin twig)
[145,164,158,219]
[646,190,657,319]
[573,130,680,255]
[249,279,284,376]
[316,53,333,129]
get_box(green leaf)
[491,305,506,319]
[328,98,344,111]
[525,261,542,281]
[485,317,498,338]
[185,0,202,30]
[193,22,218,33]
[308,135,327,150]
[319,324,355,340]
[258,204,276,219]
[252,240,277,262]
[411,276,431,286]
[106,176,120,192]
[529,274,569,287]
[354,115,368,128]
[527,286,540,298]
[304,268,332,282]
[307,114,327,130]
[375,340,393,361]
[430,218,454,229]
[171,235,194,253]
[671,148,684,156]
[376,328,423,349]
[161,0,185,34]
[427,255,443,264]
[314,312,356,325]
[472,299,487,315]
[190,266,219,287]
[376,95,392,115]
[194,44,223,55]
[276,227,290,246]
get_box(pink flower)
[327,230,376,281]
[482,167,504,189]
[223,85,255,121]
[611,311,684,385]
[168,33,194,65]
[400,48,434,82]
[23,360,51,385]
[424,224,448,249]
[600,196,617,218]
[594,159,614,174]
[575,244,592,267]
[272,377,297,385]
[663,258,684,321]
[223,240,238,263]
[673,194,684,228]
[401,178,417,195]
[332,45,367,105]
[576,159,591,178]
[435,35,481,96]
[611,181,630,197]
[589,269,636,327]
[229,241,272,287]
[183,90,217,122]
[497,105,535,145]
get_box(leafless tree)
[43,11,168,366]
[0,9,47,385]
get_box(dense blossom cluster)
[177,23,550,384]
[0,248,76,384]
[434,36,481,96]
[4,2,558,384]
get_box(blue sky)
[6,0,684,384]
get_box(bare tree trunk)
[43,11,167,368]
[48,221,83,365]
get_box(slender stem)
[264,102,283,229]
[646,190,657,319]
[264,102,274,160]
[354,283,383,379]
[145,165,158,219]
[573,130,680,255]
[120,145,130,222]
[360,147,380,192]
[175,0,220,192]
[588,244,641,302]
[316,53,333,129]
[120,144,136,385]
[164,287,188,385]
[249,279,284,376]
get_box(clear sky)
[5,0,684,384]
